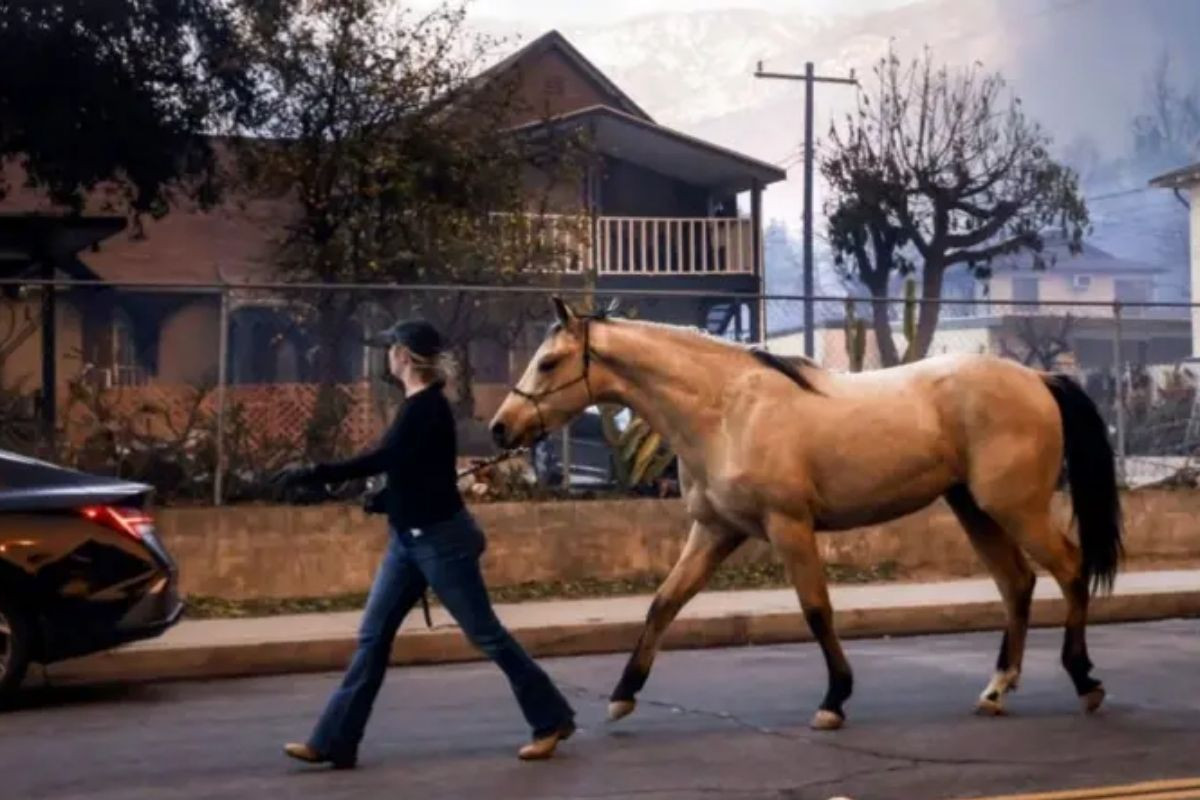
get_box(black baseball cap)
[366,320,443,358]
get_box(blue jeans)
[308,510,574,761]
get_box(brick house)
[1,30,785,451]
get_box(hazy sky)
[458,0,921,26]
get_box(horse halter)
[510,316,598,443]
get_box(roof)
[0,213,126,280]
[1149,161,1200,189]
[474,30,652,123]
[512,105,787,193]
[987,235,1165,275]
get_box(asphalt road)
[3,619,1198,800]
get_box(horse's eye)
[537,358,559,373]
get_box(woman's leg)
[419,520,574,738]
[308,533,427,762]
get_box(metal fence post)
[1112,301,1126,486]
[214,283,230,506]
[560,425,572,491]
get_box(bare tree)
[998,314,1076,371]
[822,46,1089,366]
[1132,52,1200,170]
[231,0,588,437]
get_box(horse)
[489,297,1122,731]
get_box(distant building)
[1150,161,1200,356]
[768,237,1191,371]
[1,30,786,440]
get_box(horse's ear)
[551,296,575,326]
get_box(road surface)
[3,619,1198,800]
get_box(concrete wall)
[158,490,1200,600]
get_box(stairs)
[704,302,751,342]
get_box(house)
[1150,161,1200,356]
[767,237,1191,371]
[0,30,785,453]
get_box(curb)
[42,588,1200,687]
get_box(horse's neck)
[594,322,737,467]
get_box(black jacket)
[312,384,464,529]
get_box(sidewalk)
[42,569,1200,687]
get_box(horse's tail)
[1042,374,1123,595]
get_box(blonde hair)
[405,348,457,385]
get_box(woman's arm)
[308,403,421,484]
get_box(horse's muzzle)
[490,421,510,449]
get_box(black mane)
[749,348,821,394]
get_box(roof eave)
[1149,162,1200,189]
[510,105,787,188]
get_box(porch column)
[1191,182,1200,357]
[750,179,765,343]
[39,251,57,443]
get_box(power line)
[1085,186,1155,203]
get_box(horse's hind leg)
[607,521,744,721]
[765,511,853,731]
[945,485,1036,715]
[987,504,1106,714]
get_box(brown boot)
[517,721,576,761]
[284,742,357,770]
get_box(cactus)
[900,277,918,363]
[843,298,867,373]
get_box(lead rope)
[416,446,532,629]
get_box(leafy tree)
[822,47,1089,366]
[0,0,255,217]
[232,0,588,431]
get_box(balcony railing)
[520,214,759,277]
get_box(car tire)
[0,595,32,704]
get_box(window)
[1115,279,1150,303]
[109,309,145,386]
[1011,276,1039,304]
[358,304,394,382]
[1115,279,1151,319]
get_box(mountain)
[472,0,1200,296]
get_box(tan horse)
[490,298,1122,731]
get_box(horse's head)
[490,296,599,449]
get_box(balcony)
[528,215,760,277]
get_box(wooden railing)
[515,214,759,276]
[594,216,756,276]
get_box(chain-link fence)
[3,279,1198,505]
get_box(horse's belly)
[810,455,957,531]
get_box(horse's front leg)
[608,521,744,721]
[765,510,854,730]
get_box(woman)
[278,320,575,769]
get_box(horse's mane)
[748,348,822,394]
[610,317,822,395]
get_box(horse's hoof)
[810,709,844,731]
[1080,685,1106,714]
[607,700,637,722]
[975,696,1007,717]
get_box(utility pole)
[755,61,856,358]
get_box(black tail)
[1042,374,1123,594]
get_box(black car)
[532,410,618,488]
[0,449,182,700]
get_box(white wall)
[1192,184,1200,357]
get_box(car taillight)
[80,506,154,541]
